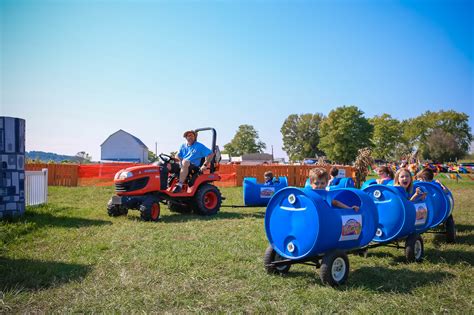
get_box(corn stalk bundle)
[354,148,374,188]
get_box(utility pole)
[271,145,274,163]
[155,142,157,155]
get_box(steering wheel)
[159,153,173,163]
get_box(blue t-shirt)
[178,141,212,166]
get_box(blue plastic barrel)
[363,185,422,242]
[243,177,288,206]
[413,182,447,229]
[265,187,378,259]
[445,188,454,218]
[361,179,394,190]
[303,177,355,190]
[361,179,377,189]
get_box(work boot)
[172,185,182,193]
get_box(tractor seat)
[167,158,204,188]
[186,158,205,187]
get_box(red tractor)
[107,128,222,221]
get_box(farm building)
[101,130,149,163]
[241,153,273,165]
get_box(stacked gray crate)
[0,117,26,218]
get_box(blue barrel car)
[243,177,288,206]
[361,178,393,189]
[263,187,378,286]
[362,184,431,262]
[303,177,355,190]
[413,181,456,243]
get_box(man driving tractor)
[173,130,214,193]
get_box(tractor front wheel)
[140,197,161,222]
[107,199,128,217]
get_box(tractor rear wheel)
[140,197,161,222]
[194,184,222,216]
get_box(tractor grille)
[115,177,149,192]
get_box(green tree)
[75,151,92,164]
[224,124,266,156]
[319,106,373,164]
[148,150,158,163]
[369,114,402,161]
[281,113,325,162]
[403,110,472,160]
[425,128,465,162]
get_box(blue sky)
[1,0,472,161]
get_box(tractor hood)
[114,165,161,181]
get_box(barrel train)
[262,179,455,286]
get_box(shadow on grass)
[25,210,112,229]
[455,224,474,233]
[0,257,91,291]
[1,209,112,249]
[348,266,454,292]
[123,208,266,223]
[424,248,474,265]
[161,210,266,223]
[431,231,474,246]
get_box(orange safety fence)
[215,164,238,187]
[78,163,143,186]
[26,163,355,188]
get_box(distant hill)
[26,151,79,163]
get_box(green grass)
[1,179,473,313]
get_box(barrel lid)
[265,187,322,259]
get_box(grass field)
[1,178,473,313]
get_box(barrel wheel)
[405,234,424,263]
[140,197,161,222]
[320,250,349,286]
[445,215,456,243]
[263,245,291,274]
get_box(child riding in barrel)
[309,168,359,211]
[416,167,448,192]
[376,165,394,184]
[394,168,427,201]
[264,171,279,186]
[327,166,340,186]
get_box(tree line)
[222,106,472,164]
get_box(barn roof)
[100,129,148,148]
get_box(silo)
[0,117,26,218]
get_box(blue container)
[361,179,377,189]
[303,177,355,190]
[363,184,431,242]
[361,178,394,190]
[265,187,378,259]
[243,177,288,206]
[413,182,453,228]
[329,177,355,190]
[445,189,454,218]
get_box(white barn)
[101,130,149,163]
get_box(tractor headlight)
[115,171,133,180]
